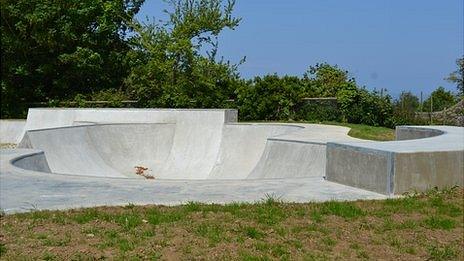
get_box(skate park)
[0,108,462,214]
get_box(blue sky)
[137,0,463,97]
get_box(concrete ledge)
[326,126,464,195]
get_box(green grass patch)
[423,216,456,230]
[249,120,395,141]
[0,188,462,260]
[319,201,365,219]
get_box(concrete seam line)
[387,152,395,196]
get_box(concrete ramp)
[208,124,302,179]
[16,108,359,180]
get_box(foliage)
[236,64,395,127]
[423,87,457,112]
[446,56,464,96]
[125,0,243,108]
[303,63,355,97]
[1,0,144,118]
[392,91,420,125]
[337,87,394,127]
[1,0,458,128]
[236,75,305,121]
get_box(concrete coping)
[27,107,238,112]
[328,125,464,153]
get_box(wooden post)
[430,94,433,125]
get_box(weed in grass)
[115,212,142,230]
[117,237,135,252]
[404,246,417,255]
[356,249,369,259]
[244,226,264,239]
[386,235,402,249]
[146,208,183,225]
[290,225,304,234]
[240,251,271,261]
[36,233,48,240]
[43,235,71,247]
[319,201,364,219]
[270,244,290,259]
[309,210,323,223]
[381,196,427,214]
[398,219,419,229]
[254,241,271,252]
[289,239,303,249]
[276,226,288,237]
[295,207,307,217]
[195,223,224,246]
[427,243,457,260]
[42,251,57,260]
[254,201,286,226]
[184,201,202,212]
[307,223,330,235]
[223,202,247,217]
[98,230,120,249]
[321,237,336,248]
[71,208,101,224]
[379,218,419,233]
[0,243,7,255]
[430,195,463,217]
[261,193,283,206]
[142,228,156,237]
[424,216,456,230]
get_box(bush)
[236,75,305,121]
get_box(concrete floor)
[0,149,386,214]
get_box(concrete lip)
[1,108,463,213]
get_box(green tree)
[446,56,464,96]
[303,63,355,97]
[423,87,457,112]
[392,91,420,125]
[337,86,393,127]
[1,0,144,118]
[236,75,305,121]
[125,0,243,108]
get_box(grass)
[0,188,462,260]
[316,121,395,141]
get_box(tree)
[446,56,464,96]
[125,0,243,108]
[392,91,420,124]
[395,91,420,112]
[423,87,456,112]
[1,0,144,118]
[235,75,305,120]
[303,63,355,97]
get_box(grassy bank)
[0,188,462,260]
[329,122,395,141]
[273,121,396,141]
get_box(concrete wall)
[0,120,26,144]
[394,150,464,193]
[326,144,392,194]
[326,126,464,195]
[395,126,443,140]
